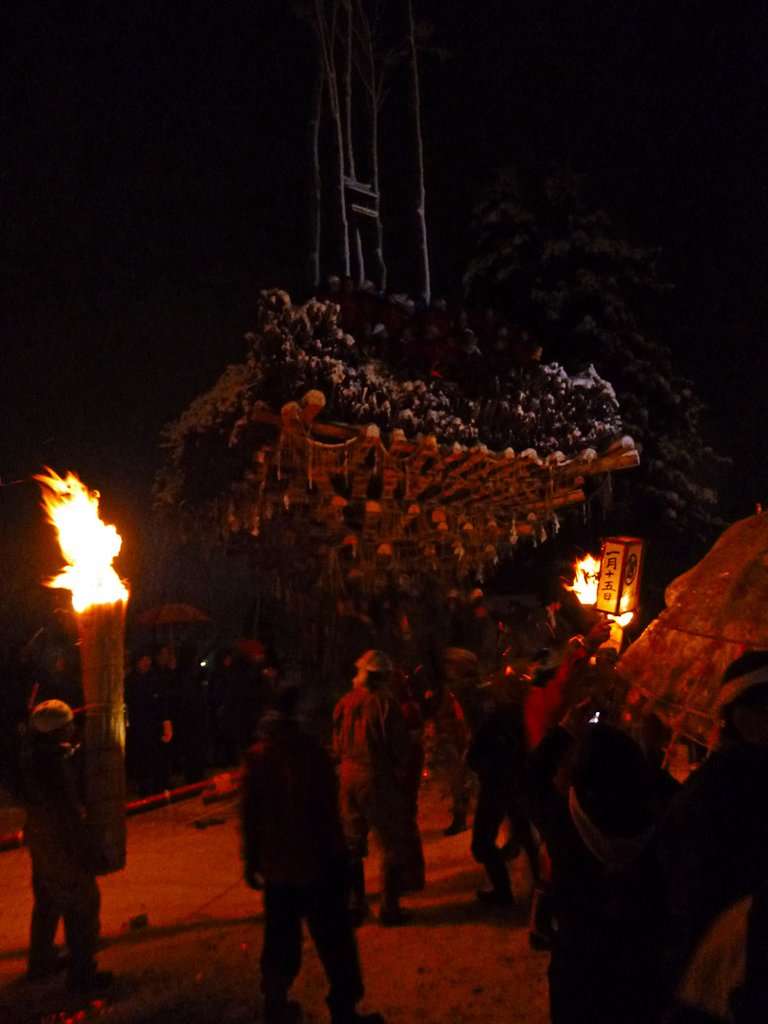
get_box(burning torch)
[564,538,645,654]
[37,469,129,873]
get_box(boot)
[379,864,411,926]
[529,882,555,950]
[348,860,370,927]
[443,813,467,836]
[476,887,515,907]
[476,851,515,907]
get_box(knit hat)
[355,649,393,675]
[716,650,768,711]
[30,700,74,734]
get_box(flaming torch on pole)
[564,538,645,654]
[36,469,129,874]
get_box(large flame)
[37,469,129,612]
[611,610,634,627]
[564,554,601,605]
[565,555,635,627]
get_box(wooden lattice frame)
[223,395,639,591]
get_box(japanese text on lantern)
[594,537,645,616]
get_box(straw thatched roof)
[618,510,768,745]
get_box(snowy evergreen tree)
[464,169,724,594]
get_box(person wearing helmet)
[20,700,112,992]
[333,650,413,926]
[660,649,768,996]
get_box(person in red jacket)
[241,685,383,1024]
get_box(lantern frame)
[594,536,645,616]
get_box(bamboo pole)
[77,600,127,874]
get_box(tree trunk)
[309,64,324,289]
[315,0,350,276]
[407,0,431,305]
[369,45,387,290]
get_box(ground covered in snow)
[0,780,550,1024]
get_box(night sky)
[2,0,766,518]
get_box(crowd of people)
[4,618,768,1023]
[0,638,280,803]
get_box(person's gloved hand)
[584,618,613,653]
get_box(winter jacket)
[21,735,96,892]
[241,715,349,888]
[332,684,411,781]
[659,739,768,986]
[528,726,670,1024]
[668,880,768,1023]
[466,702,527,784]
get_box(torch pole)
[77,599,127,874]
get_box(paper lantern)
[594,537,645,616]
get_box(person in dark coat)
[33,649,84,711]
[171,641,210,783]
[389,669,426,895]
[21,700,112,992]
[241,685,383,1024]
[467,678,540,907]
[219,641,275,760]
[206,647,239,765]
[124,651,173,796]
[664,878,768,1024]
[528,699,675,1024]
[659,649,768,996]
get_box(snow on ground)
[0,780,550,1024]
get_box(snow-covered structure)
[156,290,639,602]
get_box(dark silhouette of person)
[171,641,209,783]
[528,701,675,1024]
[660,649,768,995]
[665,878,768,1023]
[34,648,84,711]
[467,678,540,907]
[20,700,113,992]
[241,685,384,1024]
[124,651,173,796]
